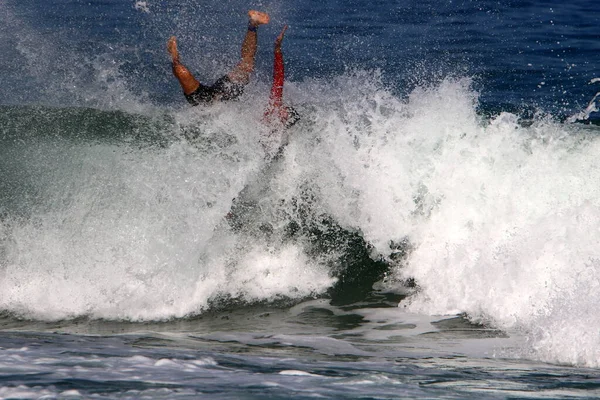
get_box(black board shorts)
[185,75,245,106]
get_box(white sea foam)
[279,370,320,376]
[0,102,334,321]
[290,74,600,367]
[1,68,599,368]
[257,73,600,367]
[396,96,600,367]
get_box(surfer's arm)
[271,49,285,102]
[268,26,288,110]
[268,47,285,108]
[263,26,287,123]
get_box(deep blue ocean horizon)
[2,0,599,115]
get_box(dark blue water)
[1,0,600,398]
[3,0,599,114]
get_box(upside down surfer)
[167,11,298,129]
[167,10,270,105]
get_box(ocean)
[1,0,600,398]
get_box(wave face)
[2,78,600,369]
[2,0,600,370]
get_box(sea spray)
[0,103,334,320]
[281,74,600,367]
[386,83,600,367]
[2,69,600,367]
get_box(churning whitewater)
[2,75,600,368]
[2,1,600,398]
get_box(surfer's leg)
[168,36,201,95]
[227,10,270,85]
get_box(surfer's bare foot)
[167,36,179,61]
[275,25,288,51]
[248,10,270,27]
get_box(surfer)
[263,25,300,129]
[167,10,270,105]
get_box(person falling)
[167,10,270,105]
